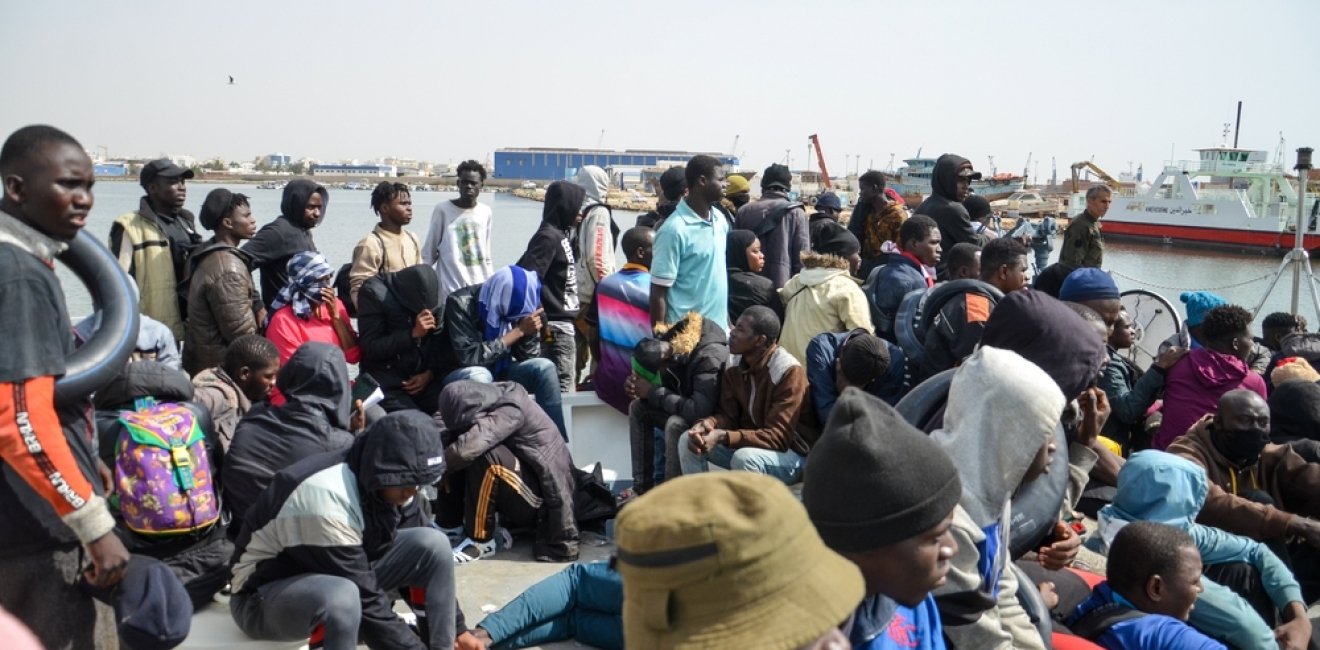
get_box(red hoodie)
[1154,347,1267,449]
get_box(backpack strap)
[752,201,803,238]
[583,203,620,250]
[1069,601,1145,641]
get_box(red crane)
[809,134,832,189]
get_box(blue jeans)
[476,561,622,650]
[441,358,566,438]
[676,432,805,485]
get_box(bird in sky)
[228,75,235,85]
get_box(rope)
[1108,268,1278,292]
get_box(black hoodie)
[358,265,443,391]
[223,342,354,522]
[914,154,985,278]
[241,179,327,309]
[644,313,730,424]
[518,181,582,322]
[980,290,1107,400]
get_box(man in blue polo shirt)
[650,155,730,329]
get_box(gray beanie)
[803,388,962,552]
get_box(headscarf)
[980,289,1107,399]
[726,230,757,272]
[266,251,333,326]
[478,265,542,373]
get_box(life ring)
[917,279,1004,342]
[1118,288,1182,371]
[55,231,140,405]
[893,288,929,364]
[1012,563,1056,649]
[895,369,1069,559]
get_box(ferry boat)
[1067,145,1320,253]
[885,155,1026,202]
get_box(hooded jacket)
[518,182,581,322]
[914,155,986,279]
[231,411,455,649]
[1166,418,1320,542]
[1154,348,1267,450]
[867,254,929,341]
[182,238,258,375]
[980,290,1108,401]
[437,382,579,559]
[241,179,326,309]
[357,265,442,392]
[574,166,620,304]
[778,251,873,365]
[726,230,782,324]
[643,313,729,424]
[1269,380,1320,462]
[223,343,354,523]
[192,366,251,452]
[734,189,810,288]
[436,283,540,377]
[931,347,1064,650]
[694,342,810,455]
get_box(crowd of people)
[6,122,1320,650]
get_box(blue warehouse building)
[493,147,739,181]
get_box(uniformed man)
[1060,185,1110,268]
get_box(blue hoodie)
[1068,582,1225,650]
[1088,451,1301,650]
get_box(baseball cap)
[140,158,195,187]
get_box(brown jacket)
[192,366,252,452]
[695,343,810,455]
[1166,418,1320,540]
[183,239,258,376]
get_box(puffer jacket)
[436,283,541,377]
[1154,347,1267,449]
[182,239,258,375]
[694,343,810,456]
[778,251,874,364]
[644,313,729,425]
[866,254,929,341]
[438,381,579,559]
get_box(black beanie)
[762,163,792,191]
[838,331,889,386]
[815,221,861,257]
[659,166,686,201]
[198,188,234,231]
[804,388,962,552]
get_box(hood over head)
[813,221,860,257]
[276,342,352,430]
[280,179,328,230]
[1102,450,1207,530]
[351,410,446,493]
[437,380,515,432]
[384,264,440,315]
[931,154,975,200]
[981,289,1107,399]
[94,360,194,410]
[726,230,757,272]
[543,181,586,230]
[478,265,541,343]
[1270,380,1320,443]
[575,165,610,203]
[1186,347,1251,391]
[933,346,1066,526]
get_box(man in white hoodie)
[572,166,620,386]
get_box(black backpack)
[1067,600,1146,641]
[751,200,804,239]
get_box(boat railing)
[1166,160,1287,176]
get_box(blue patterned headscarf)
[267,251,334,326]
[478,265,541,373]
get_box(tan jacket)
[348,225,422,308]
[777,251,873,365]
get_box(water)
[59,181,1319,333]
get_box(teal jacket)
[1087,451,1302,650]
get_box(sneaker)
[452,537,499,563]
[433,523,465,545]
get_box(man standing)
[242,179,328,310]
[110,158,201,340]
[349,181,421,309]
[735,163,809,288]
[423,160,494,308]
[574,166,621,388]
[0,125,130,648]
[914,154,988,279]
[1061,185,1111,268]
[1031,214,1058,271]
[183,188,260,375]
[650,155,731,328]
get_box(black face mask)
[1213,425,1270,468]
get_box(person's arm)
[657,344,728,423]
[837,283,874,333]
[347,236,383,310]
[724,364,806,452]
[582,209,615,284]
[108,221,134,275]
[443,404,523,471]
[804,336,839,425]
[789,209,809,276]
[648,285,669,327]
[421,206,444,268]
[238,221,281,268]
[648,228,679,326]
[325,297,360,364]
[1192,524,1304,612]
[207,263,260,343]
[279,543,426,650]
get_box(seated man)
[222,342,363,524]
[357,264,445,414]
[191,334,279,451]
[777,221,872,364]
[867,215,940,341]
[1067,522,1224,649]
[804,329,906,429]
[804,388,963,649]
[944,242,981,280]
[1059,267,1123,335]
[678,306,809,485]
[435,264,566,437]
[625,311,728,493]
[1100,309,1184,452]
[435,381,579,563]
[230,411,461,650]
[921,237,1031,379]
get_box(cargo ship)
[885,155,1026,202]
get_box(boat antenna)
[1233,101,1243,148]
[1252,147,1319,321]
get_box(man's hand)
[320,286,341,320]
[1275,602,1311,650]
[1037,581,1060,611]
[84,532,130,589]
[628,371,653,400]
[412,309,437,339]
[687,429,727,455]
[1038,522,1081,571]
[350,399,366,433]
[402,370,433,396]
[1077,387,1111,447]
[1156,345,1189,370]
[455,630,487,650]
[1288,516,1320,548]
[517,308,545,337]
[96,459,114,494]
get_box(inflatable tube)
[55,231,140,405]
[917,279,1004,342]
[1012,562,1055,649]
[893,289,929,364]
[894,370,1069,559]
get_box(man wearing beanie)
[804,388,962,650]
[778,221,872,364]
[1161,291,1272,375]
[720,174,751,221]
[1058,267,1123,333]
[809,191,844,250]
[182,188,260,375]
[735,163,809,288]
[638,166,685,230]
[616,472,863,649]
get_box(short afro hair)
[685,155,722,189]
[739,305,782,344]
[980,236,1028,279]
[457,159,487,181]
[858,170,886,190]
[899,215,938,249]
[1107,521,1197,599]
[0,125,83,178]
[1200,305,1253,344]
[222,335,279,377]
[838,331,890,387]
[945,243,981,277]
[370,181,410,214]
[1262,311,1304,333]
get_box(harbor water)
[61,181,1320,333]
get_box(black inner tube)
[55,231,139,405]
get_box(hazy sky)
[5,0,1317,180]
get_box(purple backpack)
[114,400,219,535]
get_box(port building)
[311,163,398,177]
[493,147,739,182]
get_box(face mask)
[1215,425,1270,467]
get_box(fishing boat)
[1067,145,1320,253]
[884,156,1026,202]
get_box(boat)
[884,155,1026,202]
[1067,145,1320,253]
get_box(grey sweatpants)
[231,528,457,650]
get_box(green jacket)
[1060,211,1104,268]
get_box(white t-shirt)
[422,200,494,304]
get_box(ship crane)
[809,134,832,189]
[1069,160,1123,191]
[729,134,740,157]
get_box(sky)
[4,0,1318,180]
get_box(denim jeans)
[231,528,457,650]
[676,431,805,485]
[476,561,623,650]
[441,358,567,438]
[543,320,577,393]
